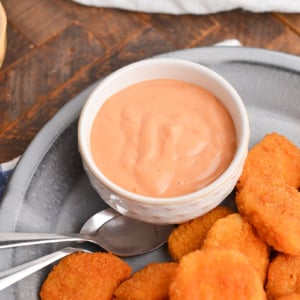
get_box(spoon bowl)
[81,208,174,256]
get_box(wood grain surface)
[0,0,300,162]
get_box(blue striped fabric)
[0,157,19,198]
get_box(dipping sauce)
[91,79,236,198]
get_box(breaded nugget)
[237,133,300,189]
[236,133,300,255]
[113,262,178,300]
[275,293,300,300]
[237,178,300,254]
[40,252,131,300]
[167,206,232,261]
[169,249,267,300]
[266,253,300,300]
[202,213,270,283]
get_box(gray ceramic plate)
[0,47,299,299]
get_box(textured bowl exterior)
[82,150,247,224]
[78,58,250,224]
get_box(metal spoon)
[0,207,174,256]
[0,208,174,291]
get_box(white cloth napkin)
[72,0,300,14]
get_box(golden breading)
[40,252,131,300]
[169,249,267,300]
[113,262,178,300]
[266,254,300,300]
[275,293,300,300]
[235,132,300,255]
[237,132,300,189]
[202,213,270,283]
[167,206,232,261]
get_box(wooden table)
[0,0,300,163]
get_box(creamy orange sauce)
[91,79,236,197]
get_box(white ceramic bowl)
[78,58,250,224]
[0,2,6,68]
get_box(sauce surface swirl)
[91,79,236,197]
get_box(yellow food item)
[168,206,232,261]
[236,132,300,255]
[169,249,267,300]
[114,262,178,300]
[202,213,270,283]
[40,252,131,300]
[275,293,300,300]
[266,253,300,300]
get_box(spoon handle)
[0,233,84,249]
[0,247,88,291]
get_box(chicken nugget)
[40,252,131,300]
[275,293,300,300]
[236,133,300,255]
[202,213,270,283]
[237,132,300,189]
[237,178,300,254]
[169,249,267,300]
[168,206,232,261]
[113,262,178,300]
[266,253,300,300]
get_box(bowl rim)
[78,57,250,205]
